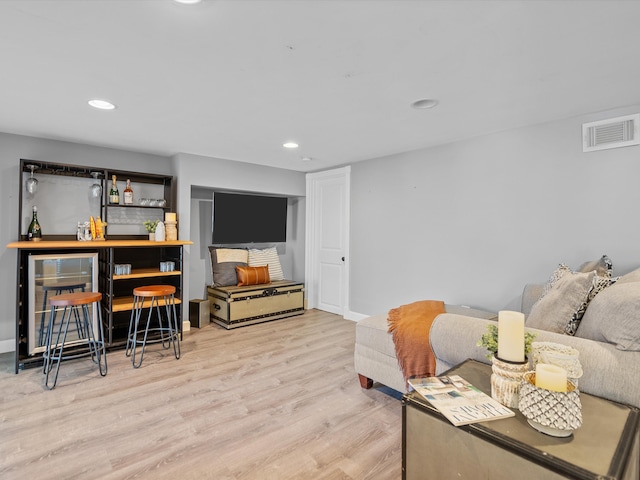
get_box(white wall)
[171,153,306,303]
[0,132,172,353]
[349,105,640,316]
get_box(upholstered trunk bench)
[207,280,304,329]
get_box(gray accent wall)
[349,105,640,316]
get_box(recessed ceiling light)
[173,0,202,4]
[411,98,439,109]
[88,99,116,110]
[301,156,312,162]
[283,142,299,149]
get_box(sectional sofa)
[355,258,640,409]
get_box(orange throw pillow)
[236,265,270,286]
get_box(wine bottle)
[123,179,133,205]
[109,175,119,204]
[27,205,42,241]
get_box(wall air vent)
[583,114,640,152]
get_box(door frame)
[305,166,351,316]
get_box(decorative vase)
[155,221,165,241]
[148,233,155,241]
[519,372,582,437]
[491,355,529,408]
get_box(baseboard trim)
[0,339,15,354]
[344,310,368,322]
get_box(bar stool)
[43,291,107,390]
[126,285,181,368]
[38,280,86,346]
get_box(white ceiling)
[1,0,640,172]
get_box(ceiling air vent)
[583,114,640,152]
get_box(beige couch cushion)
[576,282,640,351]
[526,270,595,333]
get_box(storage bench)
[207,280,305,329]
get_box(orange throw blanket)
[388,300,446,383]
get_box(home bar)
[8,159,191,373]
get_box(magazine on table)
[408,374,515,426]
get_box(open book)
[408,374,515,426]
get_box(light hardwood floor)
[0,310,402,479]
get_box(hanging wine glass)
[89,172,102,199]
[25,164,38,195]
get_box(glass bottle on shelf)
[109,175,120,204]
[123,179,133,205]
[27,205,42,241]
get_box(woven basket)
[490,356,529,408]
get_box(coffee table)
[402,359,639,480]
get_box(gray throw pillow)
[564,273,616,335]
[209,247,248,287]
[575,282,640,351]
[526,270,595,334]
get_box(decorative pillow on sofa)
[248,247,284,281]
[614,267,640,285]
[526,270,595,334]
[236,265,270,286]
[577,254,613,277]
[209,247,248,286]
[540,264,572,298]
[534,263,615,335]
[575,282,640,351]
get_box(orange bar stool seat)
[43,291,107,389]
[126,285,181,368]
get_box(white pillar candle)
[165,212,177,222]
[497,310,525,362]
[535,363,568,392]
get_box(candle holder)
[518,372,582,437]
[490,355,529,408]
[531,341,583,386]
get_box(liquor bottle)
[123,179,134,205]
[109,175,119,204]
[27,205,42,241]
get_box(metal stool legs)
[126,286,180,368]
[39,282,86,346]
[43,292,107,390]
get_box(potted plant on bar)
[478,318,536,408]
[143,220,159,241]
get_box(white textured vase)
[491,356,529,408]
[155,221,165,241]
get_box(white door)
[305,167,350,315]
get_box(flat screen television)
[212,192,288,243]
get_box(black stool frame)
[43,299,107,389]
[126,291,181,368]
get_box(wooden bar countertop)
[7,240,193,249]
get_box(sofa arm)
[430,315,496,374]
